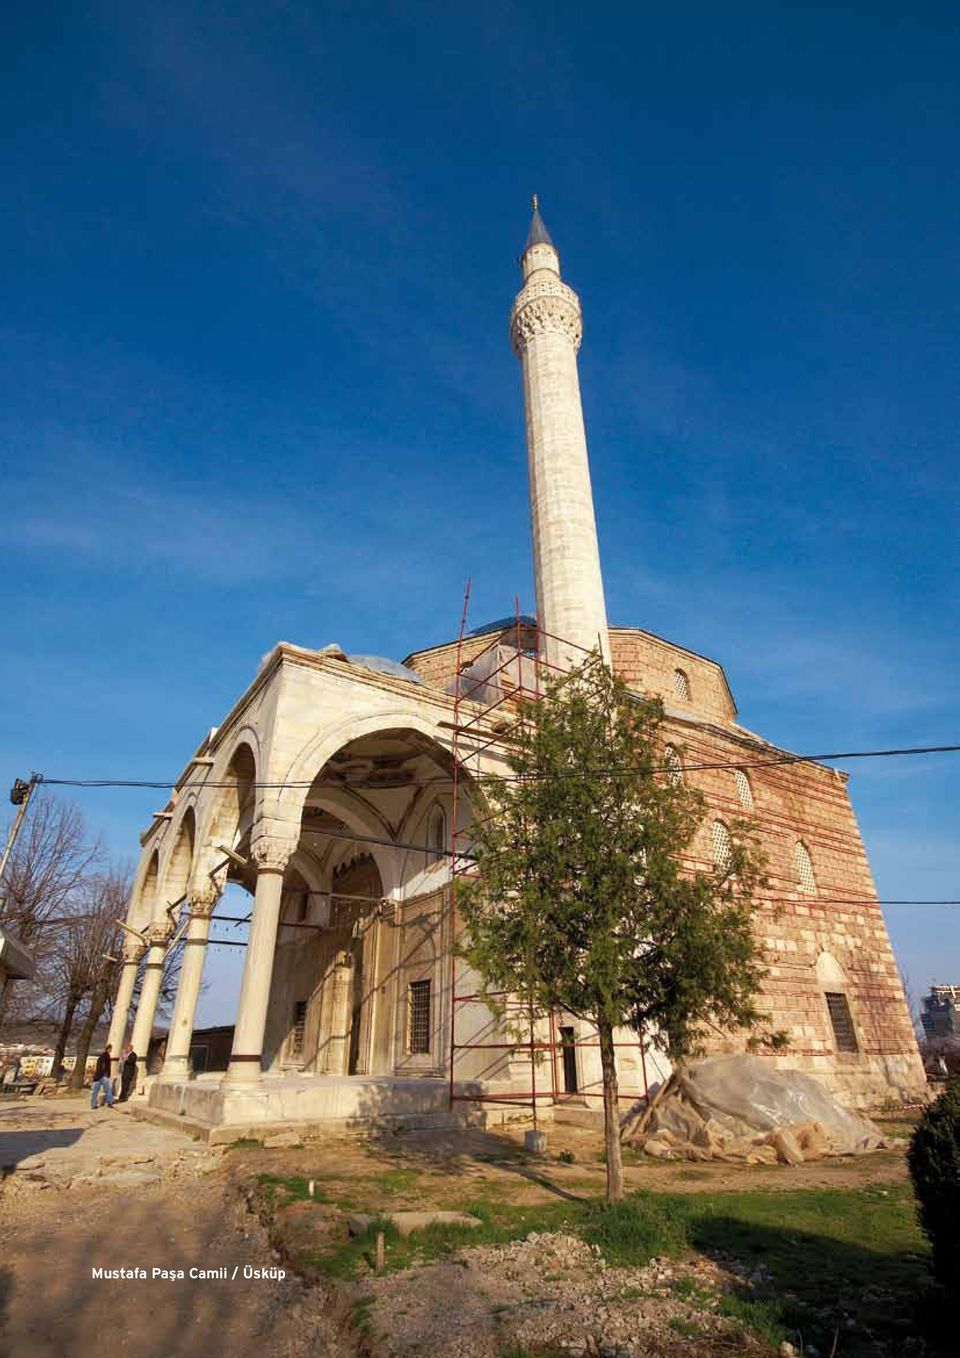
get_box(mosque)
[110,203,925,1138]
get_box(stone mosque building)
[111,203,925,1137]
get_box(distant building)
[921,986,960,1041]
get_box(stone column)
[510,205,610,673]
[158,889,220,1084]
[106,941,145,1079]
[322,952,355,1075]
[223,838,292,1085]
[129,921,174,1089]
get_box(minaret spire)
[525,194,554,250]
[509,202,610,670]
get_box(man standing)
[118,1044,138,1102]
[90,1044,114,1109]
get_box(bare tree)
[899,966,923,1041]
[46,914,90,1079]
[0,795,103,1029]
[67,868,130,1088]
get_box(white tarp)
[626,1054,889,1163]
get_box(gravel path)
[0,1096,349,1358]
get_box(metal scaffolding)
[446,586,652,1116]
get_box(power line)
[32,742,960,793]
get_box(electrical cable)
[31,742,960,793]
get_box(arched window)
[711,819,732,871]
[427,805,447,865]
[664,744,684,787]
[673,668,691,702]
[794,840,817,894]
[734,769,753,809]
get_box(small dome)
[347,654,424,685]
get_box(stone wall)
[403,622,926,1108]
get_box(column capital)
[145,920,175,948]
[189,886,221,918]
[122,938,146,964]
[250,832,297,873]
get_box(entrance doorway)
[560,1026,578,1094]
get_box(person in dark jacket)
[90,1045,114,1109]
[118,1044,138,1102]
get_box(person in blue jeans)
[90,1044,114,1109]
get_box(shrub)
[907,1079,960,1286]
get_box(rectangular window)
[825,992,859,1054]
[290,1000,308,1057]
[408,980,432,1055]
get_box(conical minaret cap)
[524,194,554,251]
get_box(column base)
[222,1058,264,1086]
[157,1055,191,1084]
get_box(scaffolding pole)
[446,590,651,1116]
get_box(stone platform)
[144,1072,529,1144]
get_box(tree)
[0,794,103,1028]
[458,651,774,1204]
[66,868,129,1088]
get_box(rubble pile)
[624,1055,891,1164]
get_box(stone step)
[552,1104,604,1129]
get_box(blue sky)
[1,2,957,1025]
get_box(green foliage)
[907,1078,960,1286]
[581,1192,687,1264]
[459,651,773,1065]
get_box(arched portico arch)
[129,851,160,933]
[161,804,196,915]
[273,708,461,830]
[190,741,258,898]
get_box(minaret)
[509,197,611,672]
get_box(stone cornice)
[658,707,845,781]
[138,644,481,840]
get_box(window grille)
[825,992,859,1053]
[734,769,753,809]
[408,980,432,1055]
[673,669,691,702]
[290,1000,307,1057]
[428,806,446,864]
[794,841,817,894]
[664,745,684,787]
[711,820,732,871]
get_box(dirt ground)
[0,1097,923,1358]
[227,1112,913,1197]
[0,1095,348,1358]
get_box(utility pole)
[0,775,40,899]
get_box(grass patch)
[255,1173,325,1206]
[366,1166,420,1196]
[348,1294,377,1343]
[670,1276,714,1305]
[257,1157,932,1351]
[581,1193,687,1266]
[716,1291,790,1346]
[229,1136,262,1149]
[667,1316,703,1338]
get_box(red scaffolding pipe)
[446,595,650,1117]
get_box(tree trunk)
[68,974,112,1090]
[51,993,79,1081]
[597,1015,624,1204]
